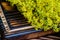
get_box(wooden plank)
[8,30,54,40]
[20,30,54,39]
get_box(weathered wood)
[8,30,54,40]
[19,30,54,39]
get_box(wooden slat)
[21,30,54,39]
[9,30,54,40]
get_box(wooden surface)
[1,2,55,40]
[7,30,54,40]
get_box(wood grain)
[8,30,54,40]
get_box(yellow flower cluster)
[7,0,60,32]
